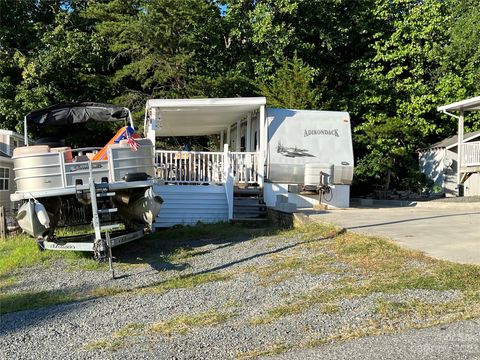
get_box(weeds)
[150,310,234,336]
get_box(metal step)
[97,192,115,198]
[97,208,118,214]
[95,183,110,191]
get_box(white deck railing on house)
[230,152,259,184]
[462,142,480,167]
[155,150,259,185]
[155,151,225,184]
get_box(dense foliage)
[0,0,479,193]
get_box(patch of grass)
[321,303,340,314]
[0,231,100,276]
[164,246,210,262]
[375,296,480,321]
[278,222,339,242]
[249,301,307,325]
[84,338,126,351]
[84,323,145,351]
[150,310,234,336]
[224,299,242,308]
[254,252,339,286]
[114,323,146,337]
[0,289,79,314]
[55,225,96,237]
[236,342,290,359]
[0,275,16,290]
[305,320,392,349]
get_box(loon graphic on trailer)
[277,142,315,158]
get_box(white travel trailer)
[145,97,354,227]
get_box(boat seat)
[51,147,73,163]
[12,145,50,157]
[75,155,90,162]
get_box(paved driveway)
[309,206,480,265]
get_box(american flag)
[127,135,139,151]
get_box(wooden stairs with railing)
[232,186,268,222]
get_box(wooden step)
[234,188,263,197]
[230,217,270,225]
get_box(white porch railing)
[155,151,225,184]
[155,150,259,185]
[463,142,480,167]
[230,152,259,184]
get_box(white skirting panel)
[264,183,350,209]
[153,184,228,228]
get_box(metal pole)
[106,231,115,279]
[89,161,102,241]
[246,114,252,152]
[24,116,28,146]
[258,105,266,187]
[457,111,464,196]
[236,119,241,152]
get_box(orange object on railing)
[92,126,128,161]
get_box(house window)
[0,168,9,191]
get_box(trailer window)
[0,167,9,191]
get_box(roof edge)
[437,95,480,112]
[146,97,267,109]
[445,132,480,150]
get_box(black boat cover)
[26,102,129,126]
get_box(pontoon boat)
[10,103,163,262]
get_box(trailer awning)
[437,96,480,112]
[145,97,266,136]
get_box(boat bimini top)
[23,102,134,145]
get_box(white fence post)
[223,144,234,220]
[258,105,266,187]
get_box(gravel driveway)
[1,224,479,359]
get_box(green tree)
[436,0,480,132]
[86,0,227,107]
[352,0,453,191]
[0,0,112,133]
[258,55,318,109]
[0,0,61,130]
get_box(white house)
[419,130,480,197]
[0,129,25,209]
[434,96,480,197]
[144,97,354,228]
